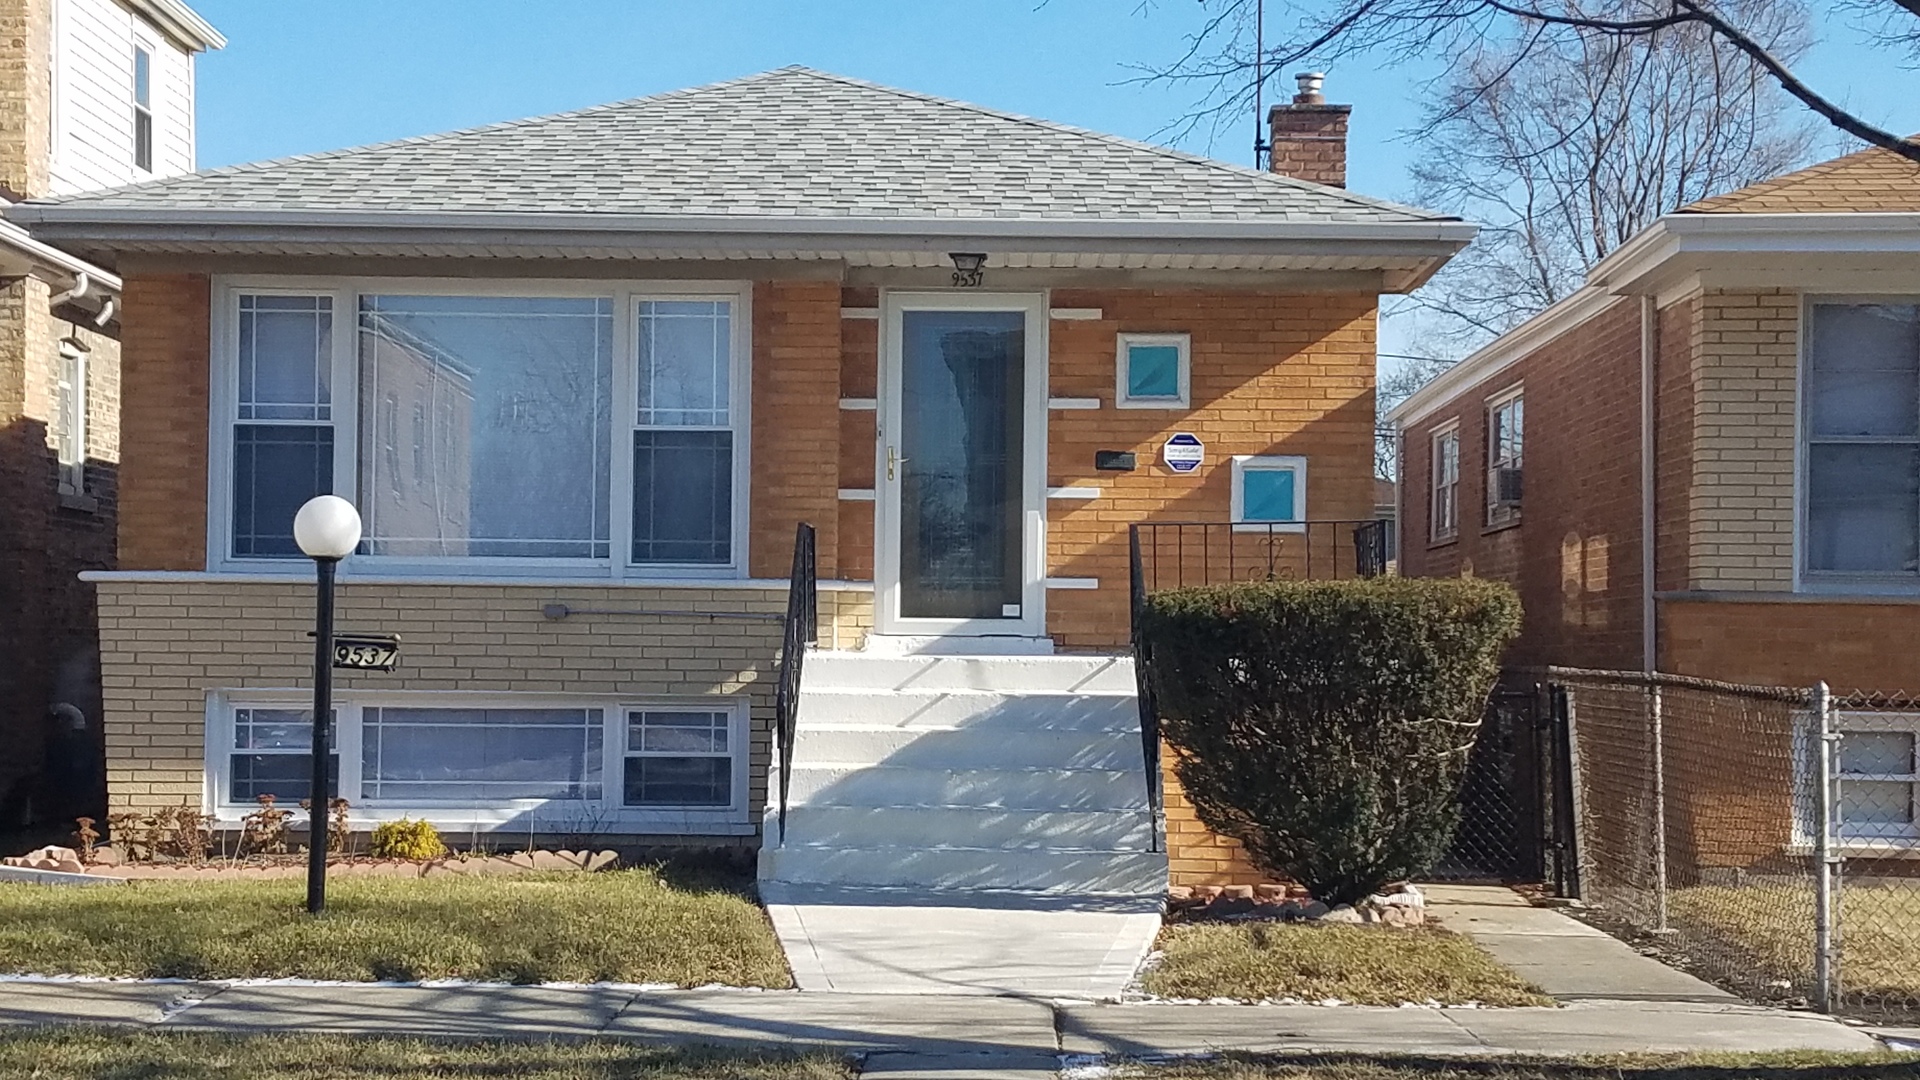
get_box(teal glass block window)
[1127,346,1181,399]
[1116,333,1189,407]
[1232,455,1306,532]
[1242,469,1296,522]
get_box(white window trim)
[56,337,87,495]
[206,276,753,583]
[1115,332,1191,409]
[131,36,155,174]
[1485,386,1523,528]
[1430,422,1460,543]
[1792,708,1920,849]
[204,690,753,836]
[1796,293,1920,596]
[1229,454,1306,533]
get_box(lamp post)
[292,495,361,914]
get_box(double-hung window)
[131,44,152,172]
[228,707,336,803]
[1803,301,1920,582]
[1486,390,1523,527]
[54,338,86,495]
[217,283,746,575]
[1431,424,1460,543]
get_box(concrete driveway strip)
[160,983,632,1038]
[604,990,1059,1054]
[0,981,214,1027]
[1424,884,1734,1003]
[1450,1000,1885,1055]
[1058,1003,1488,1057]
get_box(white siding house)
[49,0,223,195]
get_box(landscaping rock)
[1222,885,1255,900]
[586,850,620,871]
[1167,885,1194,902]
[89,846,124,867]
[1318,904,1366,925]
[1293,900,1330,920]
[1254,884,1286,900]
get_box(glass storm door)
[877,294,1044,637]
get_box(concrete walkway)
[1424,884,1736,1003]
[759,884,1162,996]
[0,976,1888,1077]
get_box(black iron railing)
[772,522,817,845]
[1133,519,1391,592]
[1125,519,1392,854]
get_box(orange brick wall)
[749,280,842,579]
[1044,288,1378,650]
[1399,298,1647,670]
[118,273,209,571]
[1661,598,1920,694]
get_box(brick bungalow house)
[1390,141,1920,854]
[0,0,222,829]
[11,67,1471,893]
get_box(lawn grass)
[0,866,792,986]
[1141,923,1552,1006]
[1113,1052,1915,1079]
[0,1029,853,1079]
[1668,883,1920,1003]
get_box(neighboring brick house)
[10,67,1472,893]
[1390,141,1920,854]
[0,0,220,828]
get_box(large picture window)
[210,696,748,831]
[215,282,746,576]
[1803,301,1920,580]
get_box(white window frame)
[1834,711,1920,844]
[1486,387,1523,528]
[1431,422,1460,543]
[1796,294,1920,594]
[131,38,153,173]
[206,277,753,582]
[204,691,753,835]
[55,337,87,495]
[1115,332,1191,409]
[1230,454,1307,533]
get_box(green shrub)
[368,818,446,861]
[1140,576,1521,906]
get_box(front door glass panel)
[898,310,1025,621]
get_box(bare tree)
[1405,0,1815,347]
[1145,1,1920,163]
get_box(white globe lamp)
[293,495,362,560]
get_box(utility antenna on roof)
[1252,0,1270,170]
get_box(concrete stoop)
[758,651,1166,898]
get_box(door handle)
[887,445,908,481]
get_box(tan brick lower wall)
[97,579,825,828]
[1163,751,1274,888]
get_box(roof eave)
[125,0,226,52]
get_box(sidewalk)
[0,976,1886,1078]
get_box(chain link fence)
[1540,668,1920,1020]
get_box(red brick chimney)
[1268,72,1350,188]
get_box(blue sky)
[187,0,1920,362]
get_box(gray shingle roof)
[23,67,1447,225]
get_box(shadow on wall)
[0,414,116,833]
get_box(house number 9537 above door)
[331,633,400,672]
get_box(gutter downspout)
[1641,295,1657,673]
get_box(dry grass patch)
[1669,883,1920,1003]
[0,1029,852,1079]
[1115,1052,1912,1079]
[0,866,791,986]
[1142,923,1550,1006]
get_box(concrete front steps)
[758,651,1167,898]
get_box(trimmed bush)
[368,818,446,861]
[1140,576,1521,905]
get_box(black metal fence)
[1131,520,1391,593]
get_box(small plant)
[329,798,352,855]
[153,805,212,864]
[369,817,446,861]
[105,812,155,862]
[72,817,99,862]
[239,796,290,856]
